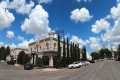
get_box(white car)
[85,61,90,65]
[68,62,81,69]
[80,61,90,66]
[78,62,83,67]
[80,61,86,66]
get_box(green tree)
[67,38,69,58]
[66,38,71,65]
[36,57,43,67]
[0,46,6,60]
[57,34,61,58]
[61,37,67,67]
[63,37,66,58]
[74,44,78,61]
[117,44,120,60]
[82,46,87,60]
[5,46,10,60]
[99,48,112,59]
[76,44,80,61]
[17,51,30,65]
[91,52,99,60]
[72,43,76,62]
[55,34,61,67]
[70,42,73,63]
[99,48,105,59]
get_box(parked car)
[89,60,95,63]
[24,63,33,70]
[7,60,15,65]
[79,61,90,66]
[68,62,82,69]
[80,61,86,66]
[85,61,90,65]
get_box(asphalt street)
[0,60,120,80]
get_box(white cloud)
[117,0,120,3]
[38,0,52,4]
[8,0,34,14]
[70,35,88,47]
[89,37,102,50]
[6,31,15,39]
[0,1,8,9]
[9,43,17,48]
[21,5,51,35]
[17,36,25,41]
[17,38,34,48]
[99,2,120,50]
[0,42,4,45]
[99,18,120,50]
[91,19,110,33]
[76,0,92,3]
[0,2,15,30]
[105,19,120,44]
[111,3,120,19]
[70,7,92,22]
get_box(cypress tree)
[0,46,6,60]
[67,38,69,58]
[77,44,80,61]
[63,37,66,58]
[57,34,61,58]
[82,46,87,60]
[5,46,10,60]
[70,42,73,63]
[117,44,120,60]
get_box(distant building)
[10,48,30,61]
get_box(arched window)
[46,43,49,49]
[54,43,56,49]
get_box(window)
[40,46,41,49]
[46,43,49,49]
[54,43,56,49]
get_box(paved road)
[0,60,120,80]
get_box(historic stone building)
[29,32,83,67]
[29,32,68,67]
[10,48,30,61]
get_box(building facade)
[29,32,68,67]
[10,48,30,61]
[29,32,83,67]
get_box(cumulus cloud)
[117,0,120,3]
[17,38,34,48]
[0,42,4,45]
[111,3,120,19]
[21,5,51,35]
[0,2,15,30]
[38,0,52,4]
[17,36,25,41]
[70,7,92,22]
[6,31,15,39]
[103,19,120,46]
[91,19,110,33]
[70,35,88,47]
[89,37,102,50]
[8,0,34,14]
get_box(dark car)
[24,63,33,70]
[7,60,15,65]
[89,60,95,63]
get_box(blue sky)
[0,0,120,53]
